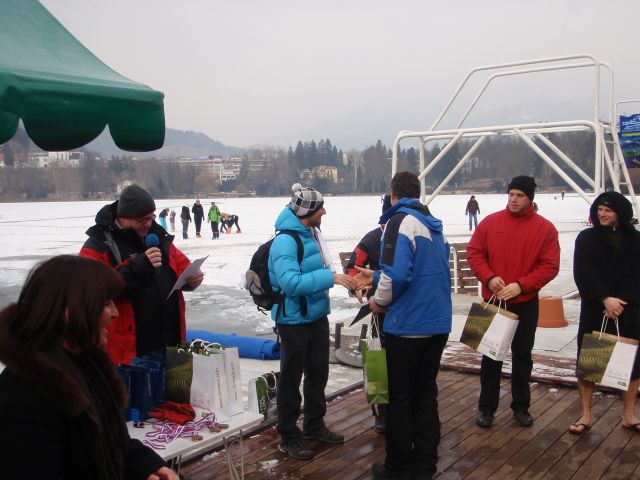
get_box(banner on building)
[619,113,640,168]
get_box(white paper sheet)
[167,255,208,299]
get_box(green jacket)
[208,205,221,222]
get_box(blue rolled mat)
[186,330,280,360]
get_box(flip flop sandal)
[569,421,591,435]
[622,422,640,434]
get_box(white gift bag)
[209,346,243,416]
[190,350,229,412]
[475,301,519,361]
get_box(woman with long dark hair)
[0,255,178,480]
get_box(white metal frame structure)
[391,54,640,219]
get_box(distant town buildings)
[0,149,343,189]
[0,150,85,168]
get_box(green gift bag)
[360,315,389,405]
[247,371,278,420]
[166,346,192,404]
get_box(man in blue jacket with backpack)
[268,183,357,460]
[357,172,452,480]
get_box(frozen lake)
[0,192,597,336]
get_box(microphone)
[144,233,160,248]
[144,234,161,275]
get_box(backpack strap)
[274,230,308,317]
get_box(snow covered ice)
[0,192,595,333]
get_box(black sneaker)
[514,409,533,427]
[278,441,314,460]
[303,427,344,444]
[371,462,411,480]
[475,410,494,428]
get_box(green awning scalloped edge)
[0,0,165,152]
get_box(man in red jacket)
[80,184,204,364]
[467,176,559,428]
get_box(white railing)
[392,54,640,219]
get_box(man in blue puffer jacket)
[358,172,452,480]
[268,183,357,461]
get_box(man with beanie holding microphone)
[80,184,204,364]
[268,183,357,460]
[467,175,559,428]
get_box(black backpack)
[245,230,307,316]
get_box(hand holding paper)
[167,256,208,299]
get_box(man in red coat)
[467,176,559,428]
[80,184,204,364]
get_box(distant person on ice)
[79,184,204,364]
[169,209,176,232]
[465,195,480,231]
[191,199,205,238]
[180,206,191,239]
[220,212,242,233]
[208,201,221,239]
[268,183,357,460]
[158,207,169,230]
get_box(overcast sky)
[40,0,640,150]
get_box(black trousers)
[194,218,202,234]
[385,333,448,476]
[479,297,539,413]
[276,317,329,444]
[210,221,219,239]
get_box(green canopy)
[0,0,165,151]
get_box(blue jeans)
[468,212,478,230]
[181,220,189,239]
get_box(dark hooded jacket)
[80,201,192,364]
[573,191,640,351]
[0,320,166,479]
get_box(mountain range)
[85,127,244,159]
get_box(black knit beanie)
[116,184,156,218]
[507,175,537,200]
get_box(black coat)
[573,196,640,349]
[0,322,166,479]
[192,203,205,222]
[80,202,186,361]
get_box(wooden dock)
[181,366,640,479]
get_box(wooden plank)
[437,382,547,474]
[601,429,640,479]
[517,393,619,480]
[545,395,624,478]
[180,372,640,480]
[468,385,579,479]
